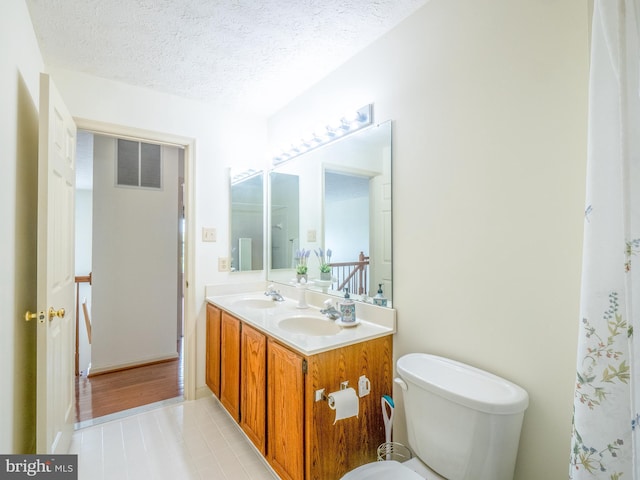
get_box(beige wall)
[268,0,589,478]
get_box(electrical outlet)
[218,257,229,272]
[358,375,371,397]
[202,227,216,242]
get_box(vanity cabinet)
[266,335,393,480]
[240,323,267,454]
[267,339,305,480]
[220,312,241,421]
[209,309,267,453]
[205,304,392,480]
[305,337,393,479]
[205,303,221,397]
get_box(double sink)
[231,297,341,336]
[206,290,394,356]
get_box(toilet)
[341,353,529,480]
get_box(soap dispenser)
[339,288,356,323]
[373,284,388,307]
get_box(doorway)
[74,129,186,423]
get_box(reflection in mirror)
[230,171,264,272]
[324,171,370,293]
[269,172,299,269]
[268,120,392,305]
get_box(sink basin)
[278,316,342,336]
[232,298,277,309]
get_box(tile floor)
[69,395,280,480]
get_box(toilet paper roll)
[328,387,359,424]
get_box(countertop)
[206,290,395,356]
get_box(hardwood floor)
[75,340,183,423]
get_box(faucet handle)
[323,299,333,307]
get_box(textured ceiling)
[26,0,428,116]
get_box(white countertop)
[206,290,395,356]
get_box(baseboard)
[88,353,179,377]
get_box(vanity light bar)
[231,168,260,185]
[272,104,373,165]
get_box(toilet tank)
[396,353,528,480]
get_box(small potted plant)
[314,248,332,281]
[295,248,310,282]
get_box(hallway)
[75,340,183,425]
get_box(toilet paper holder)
[315,381,349,403]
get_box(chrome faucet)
[320,299,341,320]
[264,284,284,302]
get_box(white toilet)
[341,353,529,480]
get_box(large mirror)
[230,170,264,272]
[268,120,392,305]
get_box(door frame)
[75,117,197,401]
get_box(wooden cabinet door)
[205,304,222,397]
[220,312,241,421]
[240,324,267,453]
[267,340,305,480]
[306,336,393,479]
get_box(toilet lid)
[340,461,424,480]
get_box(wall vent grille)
[117,139,162,189]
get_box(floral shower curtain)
[570,0,640,478]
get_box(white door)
[35,73,77,453]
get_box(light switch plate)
[202,227,217,242]
[307,229,317,242]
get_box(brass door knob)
[24,310,46,322]
[48,307,66,320]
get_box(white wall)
[0,0,45,454]
[75,188,93,374]
[267,1,589,479]
[90,137,179,372]
[325,194,369,264]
